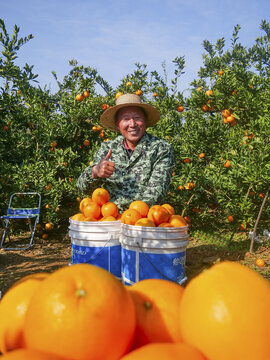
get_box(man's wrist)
[91,165,98,178]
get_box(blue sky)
[1,0,269,94]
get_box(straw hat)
[100,93,160,131]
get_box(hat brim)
[100,102,160,131]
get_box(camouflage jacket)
[76,132,175,212]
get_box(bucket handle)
[135,238,185,284]
[72,233,114,265]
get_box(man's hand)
[92,150,115,178]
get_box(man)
[77,93,175,212]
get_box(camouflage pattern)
[77,132,175,212]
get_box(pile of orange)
[0,261,269,359]
[71,188,120,222]
[71,189,187,228]
[122,201,188,228]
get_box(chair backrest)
[7,208,40,216]
[7,193,41,217]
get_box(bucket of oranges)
[120,201,189,285]
[69,188,122,279]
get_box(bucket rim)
[121,223,189,231]
[69,217,121,224]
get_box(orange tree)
[168,22,270,232]
[0,20,113,235]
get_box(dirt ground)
[0,229,269,297]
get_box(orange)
[179,261,270,360]
[147,205,170,226]
[79,197,93,212]
[122,209,142,225]
[135,218,155,227]
[226,115,235,123]
[205,90,213,96]
[217,69,224,75]
[136,89,142,96]
[115,91,123,99]
[44,222,52,230]
[158,222,172,227]
[198,152,205,158]
[121,342,206,360]
[224,159,231,168]
[100,215,116,221]
[183,157,191,163]
[222,109,231,117]
[153,92,157,97]
[23,264,136,360]
[0,348,67,359]
[201,104,209,112]
[127,279,184,349]
[83,202,101,219]
[71,213,85,221]
[129,201,149,217]
[92,188,110,206]
[75,94,84,102]
[161,204,175,215]
[227,215,234,222]
[169,214,187,227]
[120,209,130,223]
[101,202,119,218]
[177,105,184,112]
[84,216,96,221]
[83,139,90,146]
[256,258,265,267]
[83,90,90,98]
[0,273,48,353]
[222,117,229,124]
[186,182,195,189]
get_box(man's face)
[115,106,147,148]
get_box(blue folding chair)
[0,192,41,250]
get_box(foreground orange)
[23,264,136,360]
[121,342,206,360]
[0,273,48,353]
[127,279,184,349]
[0,348,67,359]
[179,261,270,360]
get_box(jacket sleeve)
[76,142,109,194]
[138,143,175,206]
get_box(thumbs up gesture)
[92,150,115,178]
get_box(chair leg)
[1,219,10,248]
[28,218,36,247]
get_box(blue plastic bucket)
[69,219,122,279]
[120,224,189,286]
